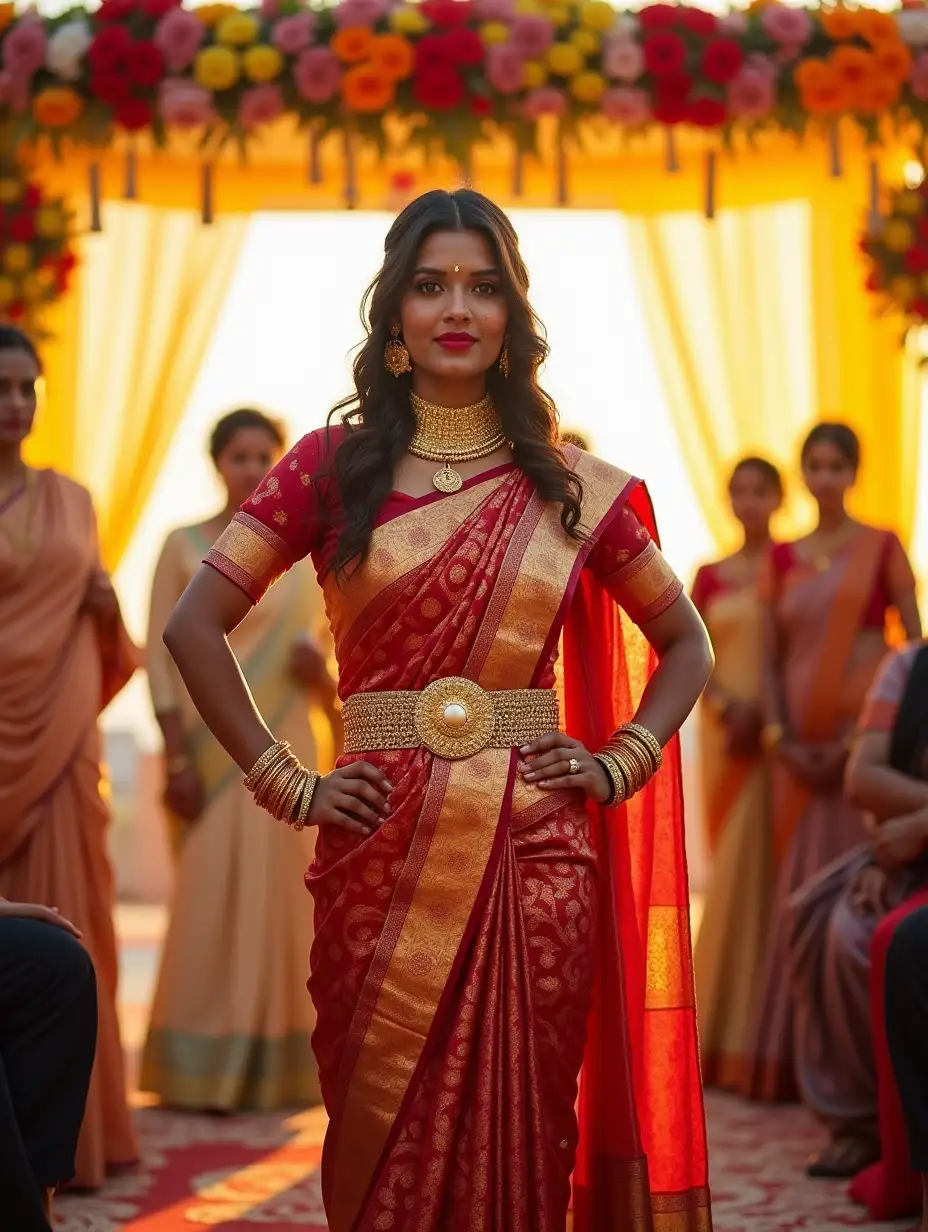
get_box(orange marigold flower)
[830,45,875,89]
[858,10,899,46]
[368,33,415,81]
[800,66,852,115]
[332,26,375,63]
[341,63,396,110]
[856,77,901,114]
[820,7,858,40]
[32,86,84,128]
[793,58,830,91]
[0,3,15,33]
[874,41,913,83]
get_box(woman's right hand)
[309,762,393,835]
[164,764,204,822]
[723,701,763,758]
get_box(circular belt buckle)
[414,677,495,760]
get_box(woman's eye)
[474,281,498,295]
[416,280,442,294]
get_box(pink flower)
[332,0,389,28]
[0,70,29,113]
[522,84,567,118]
[2,16,47,77]
[272,12,317,54]
[159,77,215,127]
[260,0,283,16]
[912,50,928,100]
[472,0,515,18]
[727,64,776,118]
[601,85,651,124]
[485,43,524,94]
[293,45,342,101]
[760,3,812,46]
[154,8,206,71]
[603,35,644,81]
[717,11,748,36]
[238,82,285,129]
[509,14,553,58]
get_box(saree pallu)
[0,469,140,1189]
[142,528,334,1110]
[297,454,709,1232]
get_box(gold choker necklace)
[409,391,506,493]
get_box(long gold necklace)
[409,391,507,494]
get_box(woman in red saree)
[162,190,715,1232]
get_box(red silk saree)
[206,429,711,1232]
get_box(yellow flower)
[243,43,283,82]
[883,218,915,252]
[3,245,31,275]
[34,207,65,239]
[570,27,600,54]
[389,4,429,33]
[515,0,540,11]
[194,2,236,26]
[547,41,583,75]
[215,11,259,46]
[546,4,570,24]
[896,189,924,217]
[569,68,605,101]
[889,275,917,304]
[920,273,928,294]
[480,21,511,44]
[0,179,20,205]
[579,0,614,31]
[34,265,57,289]
[523,59,548,88]
[20,273,46,305]
[0,277,15,308]
[194,45,241,90]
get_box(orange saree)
[205,428,711,1232]
[0,469,140,1189]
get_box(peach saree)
[0,468,140,1189]
[205,428,711,1232]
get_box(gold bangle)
[244,740,290,791]
[760,722,785,754]
[293,771,320,830]
[593,753,625,807]
[621,722,664,771]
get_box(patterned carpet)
[48,907,915,1231]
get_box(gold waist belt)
[342,678,560,761]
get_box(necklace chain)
[408,392,506,464]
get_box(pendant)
[432,462,463,494]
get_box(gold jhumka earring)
[384,324,412,377]
[498,338,510,378]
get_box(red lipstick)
[436,332,477,351]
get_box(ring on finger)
[568,757,581,776]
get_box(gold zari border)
[204,511,292,603]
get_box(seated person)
[786,638,928,1178]
[0,898,98,1231]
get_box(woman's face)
[0,348,39,448]
[729,466,781,537]
[802,440,856,511]
[215,426,282,507]
[398,228,509,388]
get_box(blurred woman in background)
[692,456,783,1088]
[141,408,339,1112]
[741,422,921,1105]
[0,325,139,1187]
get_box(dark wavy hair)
[322,189,583,578]
[0,324,41,371]
[801,421,861,472]
[729,455,784,498]
[208,407,285,465]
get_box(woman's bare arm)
[846,731,928,819]
[896,588,923,642]
[633,593,714,745]
[163,566,278,773]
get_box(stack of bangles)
[593,721,664,808]
[243,740,320,831]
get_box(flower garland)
[3,0,928,158]
[861,174,928,330]
[0,164,77,334]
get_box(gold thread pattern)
[599,539,683,626]
[204,512,292,603]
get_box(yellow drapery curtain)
[24,201,249,570]
[627,156,921,551]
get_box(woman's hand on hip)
[309,761,394,836]
[0,898,82,938]
[518,733,611,803]
[164,764,204,823]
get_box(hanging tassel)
[344,127,357,210]
[512,145,524,198]
[704,150,717,221]
[555,122,567,206]
[201,163,214,225]
[89,163,102,232]
[828,123,842,178]
[308,123,322,185]
[124,146,137,200]
[867,157,880,234]
[665,126,680,174]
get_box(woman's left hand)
[872,811,928,869]
[519,733,611,803]
[82,569,119,623]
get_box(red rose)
[421,0,472,26]
[656,69,692,101]
[413,66,465,109]
[7,301,25,321]
[679,7,717,35]
[865,269,882,292]
[917,217,928,242]
[415,33,457,71]
[687,95,726,127]
[470,93,492,115]
[127,40,164,86]
[442,27,484,65]
[142,0,182,15]
[96,0,137,23]
[701,38,743,85]
[910,295,928,318]
[643,32,687,76]
[638,4,679,30]
[22,184,41,210]
[89,26,133,71]
[91,66,132,102]
[115,97,153,130]
[8,214,35,242]
[903,245,928,275]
